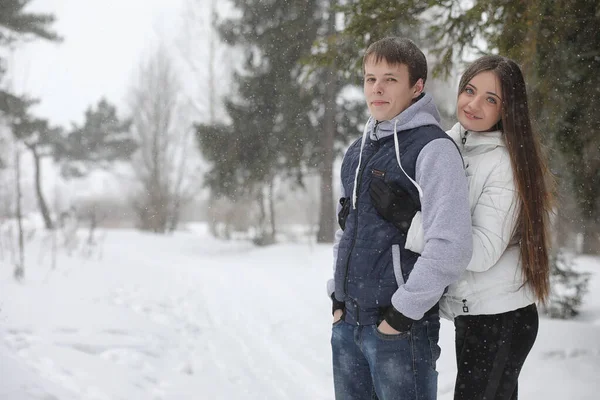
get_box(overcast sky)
[8,0,187,127]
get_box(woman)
[373,55,553,399]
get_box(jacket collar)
[447,122,504,150]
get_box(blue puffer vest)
[334,124,451,325]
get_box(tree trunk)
[14,147,24,280]
[208,0,216,123]
[580,181,600,254]
[28,145,54,230]
[253,186,275,246]
[88,210,98,245]
[582,224,599,254]
[168,198,181,233]
[582,216,600,255]
[269,179,276,239]
[316,0,337,244]
[257,189,267,241]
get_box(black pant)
[454,304,538,400]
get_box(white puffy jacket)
[405,122,535,319]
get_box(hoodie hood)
[367,93,442,140]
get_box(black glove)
[369,179,419,233]
[337,197,351,230]
[331,293,345,315]
[382,306,415,332]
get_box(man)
[328,37,472,400]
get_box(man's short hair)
[363,37,428,86]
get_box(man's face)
[363,58,423,121]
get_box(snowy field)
[1,224,599,400]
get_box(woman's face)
[457,71,502,132]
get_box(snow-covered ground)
[1,224,599,399]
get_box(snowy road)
[1,227,600,399]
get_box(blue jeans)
[331,314,440,400]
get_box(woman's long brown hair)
[459,55,553,303]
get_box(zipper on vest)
[352,298,361,325]
[373,121,381,140]
[343,128,380,324]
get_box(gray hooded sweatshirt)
[328,93,473,323]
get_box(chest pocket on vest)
[370,169,421,211]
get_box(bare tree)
[176,0,244,238]
[128,45,200,233]
[176,0,233,122]
[23,136,54,229]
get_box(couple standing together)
[328,37,552,400]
